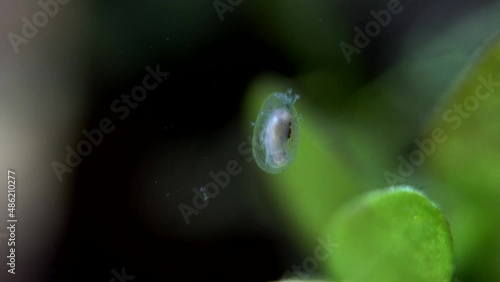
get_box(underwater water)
[1,1,500,282]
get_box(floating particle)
[252,89,300,174]
[200,186,208,201]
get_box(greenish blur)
[243,1,500,281]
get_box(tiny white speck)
[155,180,158,184]
[166,193,170,197]
[200,186,208,201]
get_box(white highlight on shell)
[252,89,300,174]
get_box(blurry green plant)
[242,2,500,281]
[421,35,500,282]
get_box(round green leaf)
[325,186,453,282]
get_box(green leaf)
[242,74,387,245]
[423,37,500,198]
[420,37,500,282]
[241,74,356,241]
[324,186,453,282]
